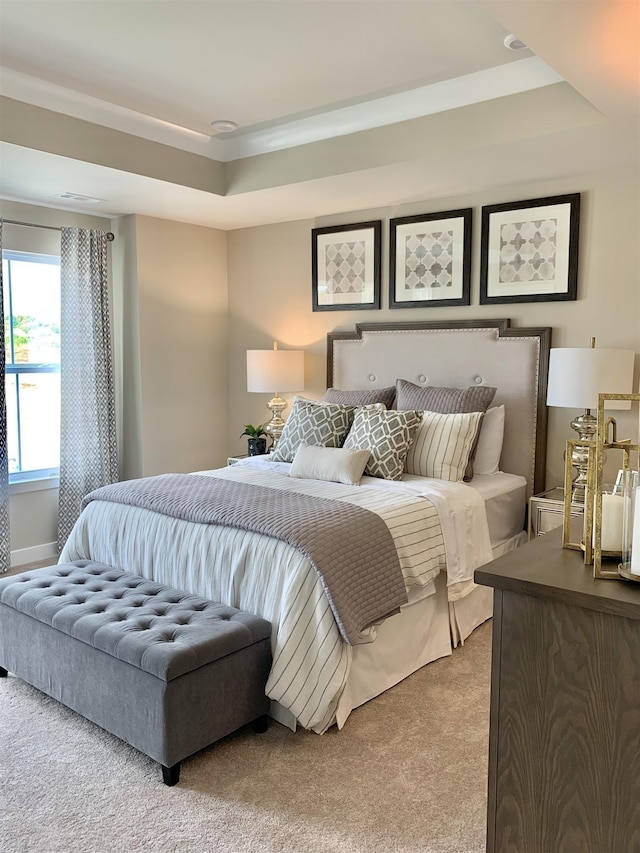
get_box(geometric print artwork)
[324,240,366,294]
[312,220,381,311]
[404,230,454,290]
[343,408,422,481]
[270,398,356,463]
[480,193,579,305]
[389,209,472,309]
[498,218,558,283]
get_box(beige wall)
[227,166,640,488]
[130,215,229,476]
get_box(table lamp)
[246,343,304,451]
[546,338,634,502]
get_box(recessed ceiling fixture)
[504,34,528,51]
[57,192,104,203]
[210,119,238,133]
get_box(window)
[3,250,60,483]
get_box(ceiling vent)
[57,192,104,203]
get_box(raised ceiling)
[0,0,638,229]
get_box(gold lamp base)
[568,410,597,503]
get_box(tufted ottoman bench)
[0,560,272,785]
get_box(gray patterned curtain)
[57,228,118,550]
[0,221,10,572]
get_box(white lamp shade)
[546,347,635,410]
[247,349,304,393]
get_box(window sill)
[9,476,60,495]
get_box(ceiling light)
[210,120,238,133]
[504,34,528,51]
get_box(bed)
[60,319,550,733]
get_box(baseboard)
[11,542,58,569]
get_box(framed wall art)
[312,220,381,311]
[480,193,580,305]
[389,208,472,308]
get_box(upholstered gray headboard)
[327,320,551,498]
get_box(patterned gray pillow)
[271,397,355,462]
[395,380,496,480]
[343,408,422,481]
[322,387,396,409]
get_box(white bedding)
[470,472,527,548]
[60,459,494,732]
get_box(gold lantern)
[563,392,640,580]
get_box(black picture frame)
[312,220,381,312]
[480,193,580,305]
[389,208,472,309]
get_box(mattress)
[469,472,527,548]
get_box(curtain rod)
[1,218,115,242]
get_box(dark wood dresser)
[475,529,640,853]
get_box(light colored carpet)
[0,619,491,853]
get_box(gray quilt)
[82,474,408,644]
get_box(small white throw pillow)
[289,443,371,486]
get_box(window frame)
[3,249,61,484]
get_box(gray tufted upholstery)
[0,560,270,680]
[0,561,272,783]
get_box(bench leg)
[252,714,269,734]
[0,667,7,678]
[162,762,181,787]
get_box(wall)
[227,166,640,489]
[121,215,229,477]
[1,199,112,564]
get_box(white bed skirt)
[337,573,453,727]
[266,568,494,732]
[313,530,527,731]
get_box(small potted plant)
[240,424,268,456]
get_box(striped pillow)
[404,411,483,482]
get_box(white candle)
[631,487,640,576]
[599,493,625,553]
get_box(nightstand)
[528,487,584,539]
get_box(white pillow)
[404,410,483,482]
[289,443,371,485]
[473,405,505,476]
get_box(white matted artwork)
[480,193,580,304]
[389,208,472,308]
[312,220,381,311]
